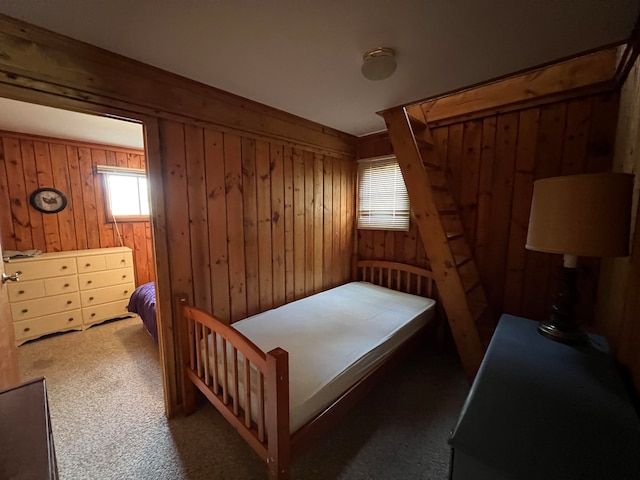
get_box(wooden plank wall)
[358,91,619,325]
[0,13,357,414]
[0,131,155,286]
[596,54,640,389]
[159,120,355,324]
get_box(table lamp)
[525,173,634,344]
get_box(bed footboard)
[175,294,291,479]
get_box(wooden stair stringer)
[383,105,487,381]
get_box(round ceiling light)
[361,47,397,81]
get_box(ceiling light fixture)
[361,47,397,81]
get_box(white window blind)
[357,155,410,231]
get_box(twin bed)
[176,260,440,479]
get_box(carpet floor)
[18,317,468,479]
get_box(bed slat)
[222,340,229,405]
[244,360,252,428]
[212,332,219,394]
[195,323,203,378]
[203,326,211,386]
[188,318,196,371]
[232,346,240,416]
[258,371,265,442]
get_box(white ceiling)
[0,97,144,149]
[0,0,638,137]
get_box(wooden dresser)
[449,314,640,480]
[4,247,136,345]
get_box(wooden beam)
[383,107,485,380]
[396,48,618,127]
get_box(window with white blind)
[357,155,410,231]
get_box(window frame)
[96,165,150,223]
[356,155,410,232]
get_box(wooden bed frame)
[175,260,437,479]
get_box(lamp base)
[538,319,587,344]
[539,261,587,345]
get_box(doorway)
[0,96,159,378]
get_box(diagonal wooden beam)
[383,106,484,381]
[379,47,618,128]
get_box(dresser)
[448,314,640,479]
[4,247,136,345]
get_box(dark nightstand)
[0,377,59,479]
[449,314,640,480]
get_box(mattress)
[205,281,436,433]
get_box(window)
[96,165,149,221]
[357,155,410,231]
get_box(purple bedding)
[127,282,158,343]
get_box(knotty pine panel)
[0,131,155,287]
[357,91,619,325]
[597,54,640,391]
[159,120,355,324]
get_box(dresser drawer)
[5,258,77,281]
[83,299,132,326]
[44,275,78,296]
[7,280,46,302]
[80,283,135,307]
[78,268,133,290]
[105,251,133,270]
[76,255,107,274]
[14,309,82,344]
[11,292,81,321]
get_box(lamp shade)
[526,173,633,257]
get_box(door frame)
[0,242,19,389]
[0,82,178,416]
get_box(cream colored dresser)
[4,247,136,345]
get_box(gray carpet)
[18,317,468,479]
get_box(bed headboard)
[355,260,435,298]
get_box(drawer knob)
[120,259,125,263]
[122,275,127,279]
[21,308,28,313]
[85,263,91,267]
[66,300,72,305]
[23,327,30,332]
[91,313,96,317]
[62,265,68,270]
[64,283,70,287]
[124,290,129,294]
[68,317,74,322]
[16,270,22,275]
[89,296,95,301]
[87,280,93,284]
[18,290,25,294]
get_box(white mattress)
[206,281,436,433]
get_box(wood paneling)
[159,121,355,325]
[0,13,358,415]
[0,131,155,287]
[358,92,619,325]
[596,54,640,390]
[414,48,618,127]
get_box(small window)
[357,155,410,231]
[96,165,149,221]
